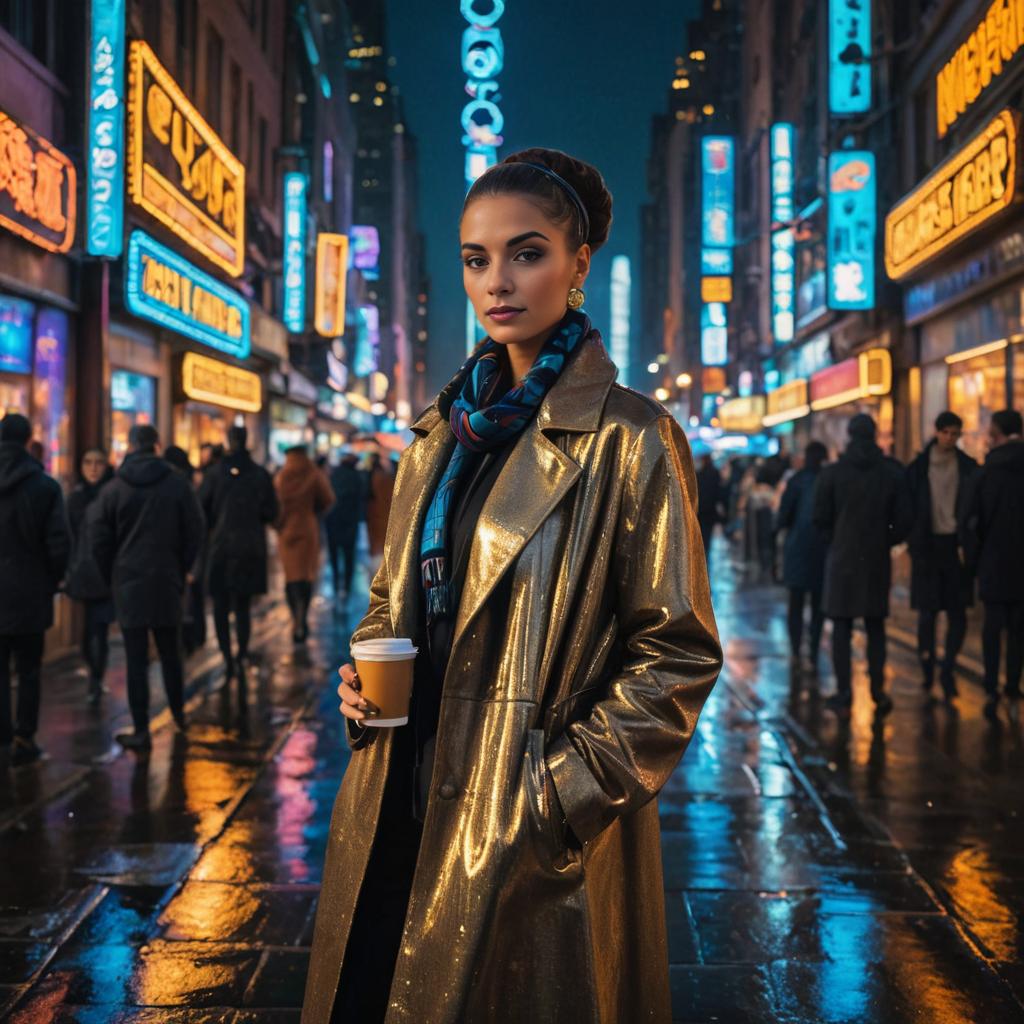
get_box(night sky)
[386,0,701,397]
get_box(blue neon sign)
[700,302,728,366]
[770,124,796,343]
[770,124,795,224]
[86,0,125,257]
[829,0,871,115]
[701,248,733,275]
[125,230,250,357]
[283,172,308,333]
[827,151,876,310]
[702,136,735,249]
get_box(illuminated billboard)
[701,248,733,275]
[829,0,871,115]
[86,0,125,257]
[771,124,796,344]
[351,224,380,280]
[700,301,728,366]
[355,304,380,377]
[827,151,876,310]
[125,230,250,357]
[315,233,349,338]
[283,172,308,333]
[701,137,735,248]
[127,41,245,276]
[609,255,630,385]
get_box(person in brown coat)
[274,445,334,643]
[364,449,395,575]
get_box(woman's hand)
[337,663,379,721]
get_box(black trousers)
[982,601,1024,698]
[285,581,313,635]
[917,608,967,677]
[831,616,887,701]
[121,625,185,735]
[213,592,252,662]
[787,588,824,659]
[82,602,111,683]
[0,633,45,741]
[328,532,358,595]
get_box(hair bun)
[502,147,613,251]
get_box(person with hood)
[961,409,1024,721]
[0,414,70,766]
[814,413,912,717]
[905,411,978,703]
[274,444,334,643]
[199,425,278,682]
[66,447,115,706]
[325,448,368,602]
[91,425,205,751]
[776,441,828,670]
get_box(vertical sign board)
[314,233,349,338]
[87,0,126,257]
[828,151,876,310]
[829,0,871,115]
[609,255,630,386]
[283,172,308,333]
[770,123,796,344]
[701,136,735,248]
[700,302,728,366]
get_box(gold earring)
[567,287,585,310]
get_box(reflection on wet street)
[3,545,1024,1022]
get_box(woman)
[274,445,334,643]
[364,447,395,576]
[776,441,829,669]
[302,150,722,1023]
[66,448,114,705]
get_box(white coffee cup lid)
[351,637,418,660]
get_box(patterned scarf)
[420,308,590,626]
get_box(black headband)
[522,162,591,244]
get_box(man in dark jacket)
[199,425,277,683]
[695,455,722,566]
[961,409,1024,721]
[0,414,70,765]
[814,413,912,717]
[905,411,978,703]
[325,449,368,601]
[91,425,205,750]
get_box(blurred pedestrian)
[274,444,334,643]
[776,441,828,670]
[325,449,368,602]
[905,411,978,704]
[749,466,777,580]
[0,414,70,766]
[364,447,395,577]
[695,454,722,564]
[27,438,45,465]
[961,409,1024,721]
[91,425,205,751]
[66,447,115,706]
[814,413,912,718]
[165,446,206,653]
[199,425,277,684]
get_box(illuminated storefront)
[809,347,893,455]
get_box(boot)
[939,662,959,702]
[88,676,104,707]
[116,730,152,751]
[920,653,935,693]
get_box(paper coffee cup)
[350,638,418,727]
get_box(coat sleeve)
[180,484,206,574]
[888,466,914,545]
[775,476,798,533]
[89,485,116,586]
[44,485,71,587]
[314,470,335,517]
[261,469,279,525]
[812,467,835,542]
[545,416,723,846]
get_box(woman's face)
[81,450,107,485]
[461,194,590,352]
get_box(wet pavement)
[2,540,1024,1023]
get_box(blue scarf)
[420,308,590,626]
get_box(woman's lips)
[488,308,525,323]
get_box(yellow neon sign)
[701,275,733,303]
[127,40,245,277]
[763,379,810,427]
[315,233,349,337]
[180,352,261,412]
[884,109,1018,281]
[718,395,765,433]
[810,348,891,412]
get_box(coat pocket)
[524,729,569,863]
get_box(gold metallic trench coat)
[302,334,722,1023]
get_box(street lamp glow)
[655,387,670,402]
[676,372,692,387]
[647,361,659,374]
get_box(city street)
[2,543,1023,1024]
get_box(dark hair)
[991,408,1023,437]
[227,424,248,451]
[0,413,31,445]
[847,413,877,440]
[81,446,108,461]
[164,445,193,475]
[804,440,828,471]
[463,147,613,252]
[128,423,159,451]
[935,410,963,431]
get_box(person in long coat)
[325,450,368,601]
[200,425,278,681]
[775,440,828,669]
[274,445,334,643]
[695,454,722,564]
[364,449,395,575]
[905,411,978,702]
[302,149,722,1023]
[814,413,912,717]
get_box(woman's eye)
[464,256,487,270]
[514,248,543,263]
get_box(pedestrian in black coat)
[91,425,205,751]
[695,455,722,566]
[960,409,1024,719]
[813,413,912,716]
[199,425,277,681]
[0,414,70,765]
[905,411,978,702]
[325,451,368,601]
[66,448,116,706]
[776,441,828,668]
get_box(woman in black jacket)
[66,448,115,705]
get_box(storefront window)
[0,295,34,374]
[948,350,1007,460]
[32,308,70,485]
[269,398,312,465]
[111,369,157,462]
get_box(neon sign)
[701,248,732,275]
[0,110,76,254]
[350,224,380,279]
[827,151,876,310]
[125,229,250,357]
[355,304,379,376]
[283,172,308,333]
[701,137,734,248]
[180,351,261,413]
[461,0,505,177]
[127,40,245,276]
[86,0,125,257]
[315,233,349,338]
[701,301,728,366]
[829,0,871,115]
[771,124,796,343]
[609,255,630,386]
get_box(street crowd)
[696,407,1024,721]
[0,412,395,766]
